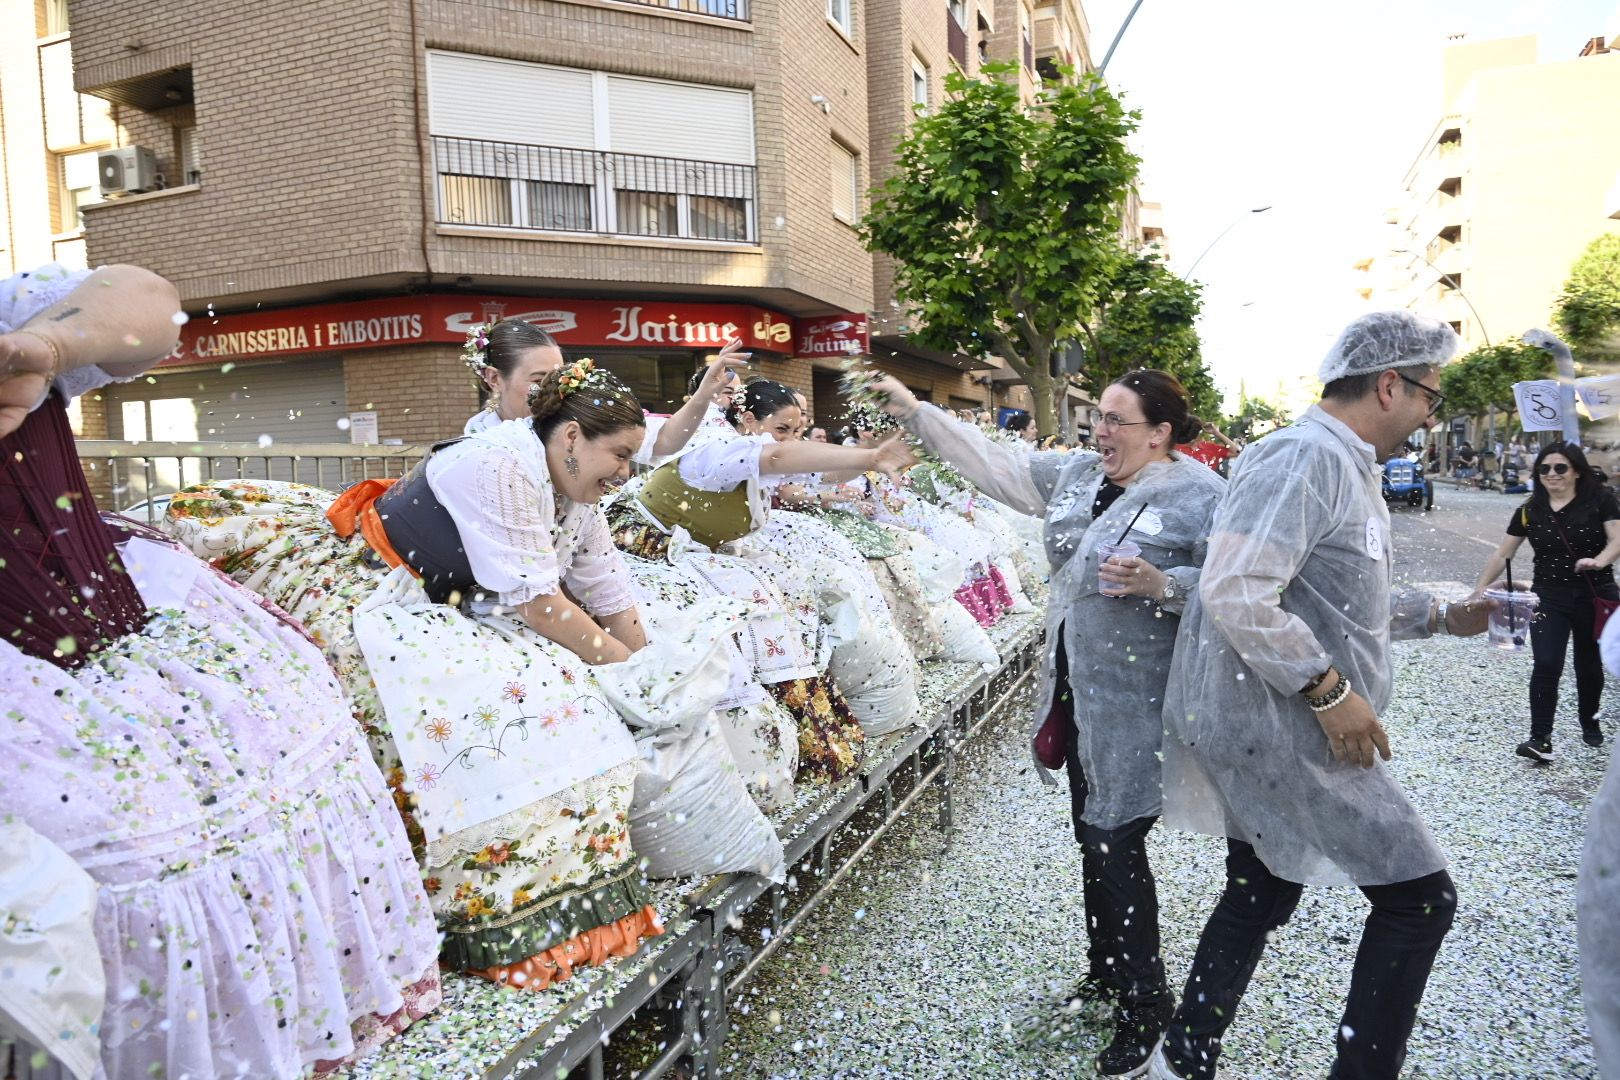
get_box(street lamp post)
[1184,206,1273,278]
[1098,0,1147,73]
[1390,248,1491,345]
[1390,247,1496,463]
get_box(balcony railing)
[604,0,748,20]
[433,136,758,244]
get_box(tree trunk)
[1024,368,1062,438]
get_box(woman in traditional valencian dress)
[609,378,914,781]
[0,264,441,1078]
[463,317,749,466]
[165,361,665,992]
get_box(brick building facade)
[60,0,1092,456]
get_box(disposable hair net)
[1318,311,1461,384]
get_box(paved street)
[1388,483,1524,592]
[725,485,1611,1079]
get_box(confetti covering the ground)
[722,634,1608,1079]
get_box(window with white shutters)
[427,51,756,242]
[830,140,858,224]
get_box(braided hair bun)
[527,361,645,442]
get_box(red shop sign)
[794,313,870,357]
[161,294,797,366]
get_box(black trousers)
[1529,585,1610,740]
[1056,638,1169,1009]
[1163,841,1457,1080]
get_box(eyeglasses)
[1087,409,1154,431]
[1396,372,1446,417]
[1537,463,1572,476]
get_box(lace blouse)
[426,418,636,615]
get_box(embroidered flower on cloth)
[502,681,527,703]
[424,717,453,743]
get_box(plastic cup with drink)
[1098,505,1149,597]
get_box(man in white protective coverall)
[1149,311,1492,1080]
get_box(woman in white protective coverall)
[874,370,1225,1078]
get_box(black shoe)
[1067,971,1120,1010]
[1516,738,1554,762]
[1096,996,1175,1077]
[1582,722,1605,748]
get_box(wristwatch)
[1160,578,1179,605]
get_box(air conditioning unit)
[98,146,160,196]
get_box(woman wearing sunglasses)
[1473,441,1620,760]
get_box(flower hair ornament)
[557,356,597,398]
[461,323,493,373]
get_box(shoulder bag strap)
[1547,508,1601,600]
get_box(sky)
[1088,0,1620,414]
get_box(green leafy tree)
[1555,234,1620,359]
[1438,342,1553,419]
[1086,249,1219,419]
[1225,396,1289,443]
[862,65,1139,436]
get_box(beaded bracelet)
[1305,674,1351,713]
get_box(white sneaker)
[1146,1044,1228,1080]
[1145,1043,1183,1080]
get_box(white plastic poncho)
[1586,619,1620,1077]
[903,405,1226,829]
[1162,405,1443,887]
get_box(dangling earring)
[565,444,580,479]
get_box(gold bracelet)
[11,329,61,384]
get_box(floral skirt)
[164,480,660,986]
[767,676,866,785]
[2,556,441,1079]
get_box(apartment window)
[527,181,593,230]
[830,140,859,224]
[43,0,70,35]
[827,0,852,36]
[177,125,202,186]
[440,175,513,225]
[427,52,757,243]
[1022,8,1034,70]
[56,151,100,233]
[617,188,679,237]
[947,0,967,65]
[912,57,930,112]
